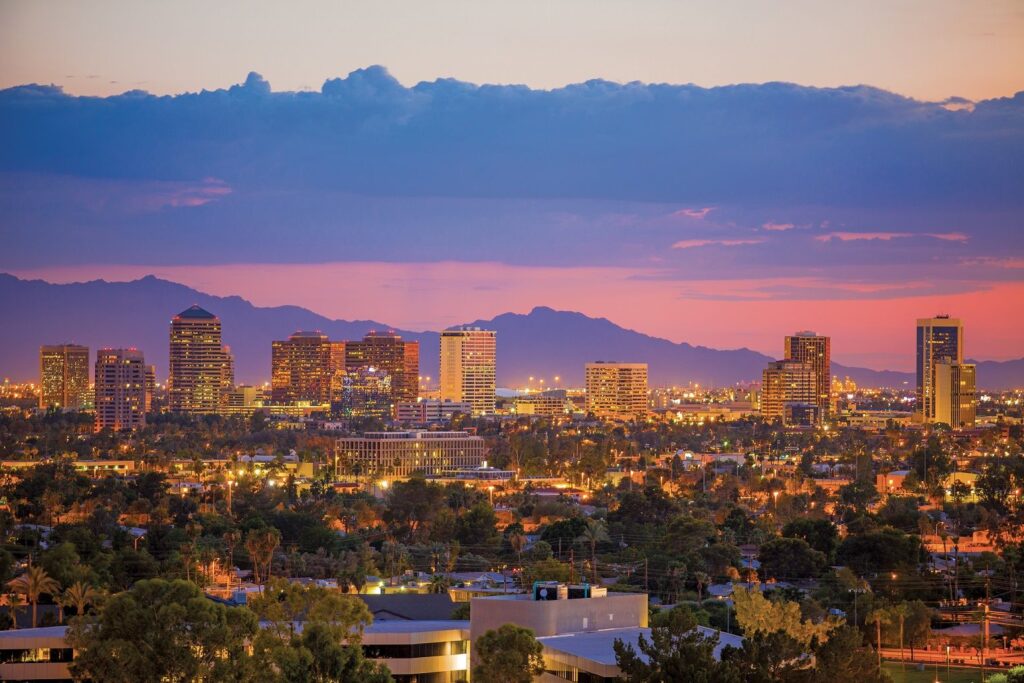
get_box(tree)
[615,605,739,682]
[577,518,610,584]
[245,527,281,586]
[8,565,61,628]
[472,624,545,683]
[62,581,100,619]
[67,578,257,683]
[781,518,839,559]
[720,629,811,683]
[866,607,891,668]
[811,625,888,683]
[732,586,835,648]
[247,579,390,682]
[758,537,827,580]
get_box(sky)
[2,1,1023,370]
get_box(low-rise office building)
[337,431,486,479]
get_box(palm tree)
[245,528,281,588]
[8,593,24,629]
[577,519,609,585]
[62,581,99,620]
[694,571,711,603]
[223,530,242,590]
[892,602,909,670]
[867,607,891,668]
[8,566,61,628]
[509,532,527,567]
[428,573,451,595]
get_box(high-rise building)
[168,305,232,414]
[346,331,420,404]
[784,331,831,422]
[94,348,146,431]
[935,360,976,428]
[440,327,496,416]
[144,365,156,413]
[39,344,91,410]
[585,362,649,420]
[332,366,393,419]
[271,331,336,404]
[916,316,963,421]
[760,360,815,424]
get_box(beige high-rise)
[760,360,816,423]
[94,348,146,431]
[39,344,90,410]
[585,362,648,420]
[934,360,976,428]
[784,331,831,422]
[168,305,233,413]
[916,316,964,422]
[440,327,496,416]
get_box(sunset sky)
[2,0,1023,371]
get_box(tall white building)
[439,327,496,416]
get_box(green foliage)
[472,624,545,683]
[731,586,838,648]
[836,527,922,575]
[67,578,258,683]
[758,537,827,579]
[781,518,838,559]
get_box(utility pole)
[644,557,649,592]
[569,549,575,584]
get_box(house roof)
[357,594,463,621]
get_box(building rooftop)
[358,594,464,621]
[365,620,470,634]
[538,626,742,665]
[175,304,217,320]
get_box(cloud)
[762,222,794,231]
[672,239,765,249]
[815,231,969,243]
[672,207,715,220]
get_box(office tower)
[760,360,816,424]
[94,348,146,431]
[271,331,335,404]
[346,331,420,404]
[935,360,976,428]
[916,316,963,421]
[168,305,232,414]
[585,362,649,420]
[784,331,831,421]
[144,365,156,412]
[332,366,393,419]
[39,344,91,410]
[440,327,496,416]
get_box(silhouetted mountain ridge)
[2,273,1021,389]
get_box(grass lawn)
[882,661,998,683]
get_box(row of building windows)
[362,639,468,659]
[0,647,74,663]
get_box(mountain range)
[2,273,1021,390]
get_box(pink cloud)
[815,231,968,243]
[671,207,715,220]
[672,238,764,249]
[762,222,794,231]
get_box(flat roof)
[539,626,742,665]
[366,620,469,634]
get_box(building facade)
[760,360,816,424]
[271,331,338,404]
[94,348,147,432]
[395,399,473,425]
[584,362,648,420]
[783,331,831,422]
[916,315,963,422]
[440,327,496,416]
[337,431,486,478]
[38,344,90,410]
[346,332,420,405]
[332,366,393,419]
[934,359,977,428]
[168,305,233,414]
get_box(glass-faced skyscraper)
[39,344,90,410]
[916,316,963,421]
